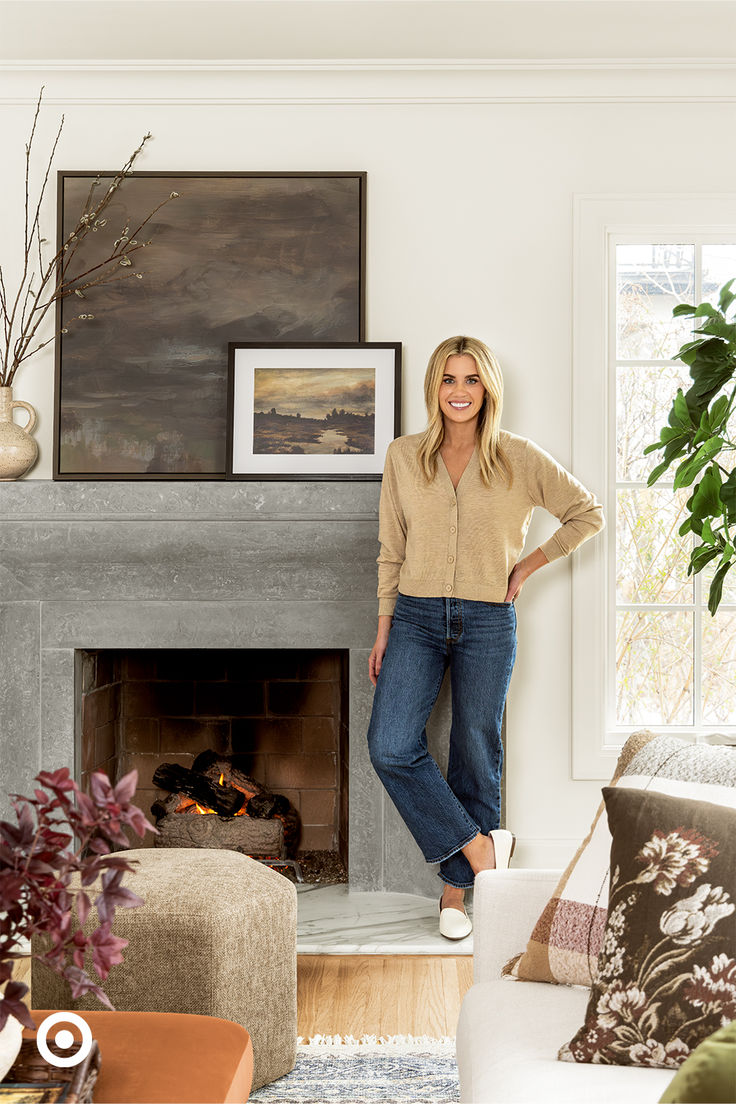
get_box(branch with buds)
[0,87,180,387]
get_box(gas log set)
[151,750,304,880]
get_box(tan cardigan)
[377,430,605,616]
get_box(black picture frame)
[53,172,366,479]
[226,342,402,481]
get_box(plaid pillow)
[559,787,736,1069]
[504,733,736,988]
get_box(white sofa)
[455,869,674,1103]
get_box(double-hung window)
[572,197,736,778]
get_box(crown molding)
[1,59,735,104]
[3,57,736,72]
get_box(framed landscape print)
[226,342,401,480]
[53,172,366,479]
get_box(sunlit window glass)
[614,241,736,732]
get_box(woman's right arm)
[369,614,394,687]
[371,444,406,685]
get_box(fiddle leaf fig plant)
[644,277,736,616]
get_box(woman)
[367,336,604,939]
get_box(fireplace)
[78,647,349,879]
[1,479,457,897]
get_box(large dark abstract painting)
[54,173,365,478]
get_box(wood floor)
[17,954,472,1038]
[297,955,473,1038]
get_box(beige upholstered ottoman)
[31,848,297,1091]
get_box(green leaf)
[645,426,688,457]
[709,394,731,430]
[693,302,722,319]
[678,515,692,536]
[690,464,723,522]
[721,470,736,513]
[724,544,734,563]
[707,560,733,616]
[688,544,719,575]
[687,487,703,535]
[701,517,716,544]
[696,371,735,409]
[692,319,736,343]
[718,277,736,313]
[684,383,709,426]
[646,433,691,483]
[691,338,734,370]
[673,438,724,490]
[679,336,728,369]
[693,410,712,447]
[676,338,708,358]
[688,337,732,381]
[661,425,687,444]
[665,437,690,461]
[647,458,672,486]
[668,388,692,429]
[678,342,711,368]
[672,303,698,317]
[673,457,699,489]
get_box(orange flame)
[172,777,276,819]
[174,778,258,817]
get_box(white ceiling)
[2,0,736,62]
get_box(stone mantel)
[0,480,382,520]
[0,480,450,897]
[0,481,382,605]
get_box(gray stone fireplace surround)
[0,481,456,897]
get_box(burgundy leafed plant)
[0,767,156,1031]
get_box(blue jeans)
[367,593,517,888]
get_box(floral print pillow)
[559,786,736,1069]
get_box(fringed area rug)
[249,1034,459,1103]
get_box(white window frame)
[572,194,736,780]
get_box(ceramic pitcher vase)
[0,385,39,480]
[0,1013,23,1081]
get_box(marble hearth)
[0,481,456,897]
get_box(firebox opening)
[76,648,349,883]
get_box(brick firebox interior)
[78,648,349,865]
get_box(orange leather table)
[28,1010,253,1103]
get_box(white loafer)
[439,897,473,940]
[488,829,516,870]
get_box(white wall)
[3,55,736,866]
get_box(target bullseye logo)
[36,1012,93,1067]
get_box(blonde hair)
[417,335,513,488]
